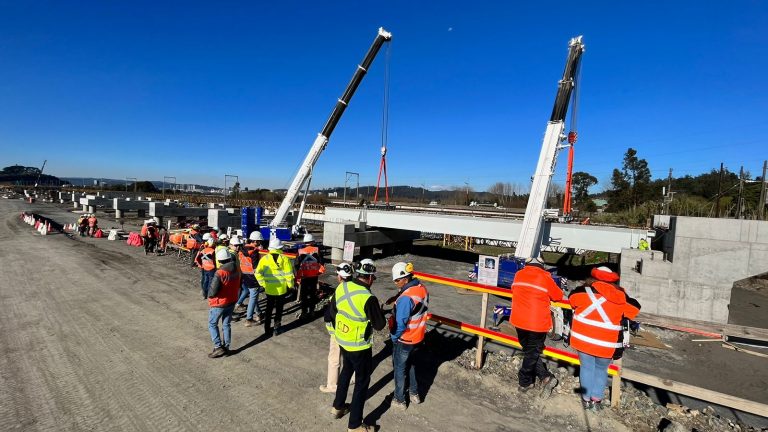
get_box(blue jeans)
[392,341,419,403]
[237,283,249,305]
[577,351,612,401]
[200,270,215,298]
[208,304,235,349]
[246,287,263,320]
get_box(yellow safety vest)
[255,250,294,296]
[214,245,238,269]
[334,281,373,351]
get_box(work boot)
[539,375,558,398]
[391,399,407,411]
[410,393,421,405]
[244,319,257,327]
[581,399,594,411]
[208,347,226,358]
[234,304,246,313]
[591,399,606,411]
[347,424,372,432]
[331,403,350,419]
[274,325,282,336]
[319,385,336,393]
[518,383,535,393]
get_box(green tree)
[571,171,597,209]
[608,148,652,211]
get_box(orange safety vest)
[397,283,429,345]
[141,224,148,237]
[88,217,97,227]
[208,268,240,308]
[186,237,200,250]
[238,250,255,275]
[509,265,564,333]
[568,281,641,358]
[197,247,216,271]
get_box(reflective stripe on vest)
[298,255,321,278]
[570,287,624,349]
[199,248,216,271]
[511,281,548,294]
[570,330,623,348]
[334,281,372,351]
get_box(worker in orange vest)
[568,267,640,410]
[296,233,325,321]
[389,261,429,410]
[206,248,241,358]
[510,257,564,396]
[187,224,203,266]
[195,237,217,299]
[87,213,98,237]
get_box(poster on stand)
[477,255,499,286]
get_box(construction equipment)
[270,28,393,235]
[515,36,585,260]
[33,160,47,189]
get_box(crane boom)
[515,36,585,259]
[271,27,392,228]
[34,160,48,188]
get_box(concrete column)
[331,247,344,263]
[87,206,95,214]
[74,202,79,209]
[137,209,146,217]
[115,209,124,219]
[82,204,88,212]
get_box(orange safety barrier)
[413,271,573,310]
[427,313,621,376]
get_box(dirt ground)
[1,198,766,431]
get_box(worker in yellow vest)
[255,238,294,336]
[326,259,386,432]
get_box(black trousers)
[516,327,551,387]
[333,348,372,429]
[263,294,285,333]
[299,277,318,317]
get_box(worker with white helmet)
[388,262,430,410]
[296,233,325,321]
[327,258,386,432]
[206,247,242,358]
[254,237,294,336]
[215,233,232,268]
[320,262,355,394]
[195,237,217,299]
[235,230,266,325]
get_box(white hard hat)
[202,233,212,241]
[219,233,229,241]
[268,238,283,250]
[215,248,232,262]
[303,233,314,242]
[249,231,264,241]
[230,236,243,246]
[357,258,377,276]
[212,226,219,231]
[336,262,354,278]
[206,238,215,246]
[392,262,413,281]
[524,256,544,265]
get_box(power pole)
[715,163,723,218]
[759,160,767,220]
[737,166,745,219]
[663,168,673,214]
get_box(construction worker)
[638,238,650,251]
[187,224,203,266]
[215,233,232,268]
[327,259,386,432]
[296,233,325,321]
[389,261,429,409]
[320,262,355,394]
[510,257,564,396]
[77,214,87,237]
[569,267,641,410]
[195,237,217,299]
[206,247,241,358]
[255,238,294,337]
[144,221,158,255]
[87,213,98,237]
[237,231,266,326]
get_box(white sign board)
[343,240,355,262]
[477,255,499,286]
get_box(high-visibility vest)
[334,281,373,351]
[197,247,216,271]
[297,254,322,278]
[395,283,429,345]
[88,217,97,227]
[208,268,241,308]
[568,281,639,358]
[509,265,564,332]
[214,245,237,269]
[255,251,294,296]
[238,250,255,275]
[186,237,200,250]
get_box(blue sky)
[1,1,766,192]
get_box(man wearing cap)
[569,267,641,410]
[388,262,430,410]
[255,238,294,336]
[510,257,564,397]
[327,258,386,432]
[207,247,241,358]
[320,262,355,394]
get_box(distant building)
[328,192,338,198]
[592,198,609,213]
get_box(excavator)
[269,28,392,238]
